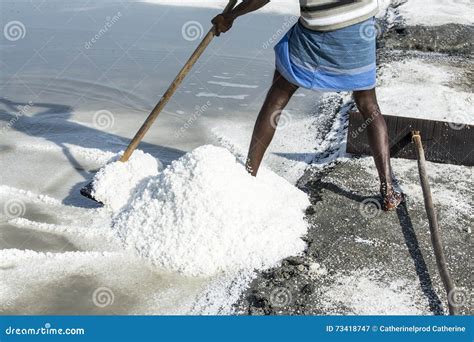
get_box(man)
[212,0,403,211]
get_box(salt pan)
[112,145,310,276]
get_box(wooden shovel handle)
[120,0,238,162]
[412,131,459,315]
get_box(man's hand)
[211,0,270,36]
[211,13,235,36]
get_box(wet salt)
[110,145,310,276]
[91,150,161,211]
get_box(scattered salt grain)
[320,269,426,315]
[113,145,310,277]
[309,262,328,278]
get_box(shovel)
[81,0,238,202]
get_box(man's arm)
[212,0,270,36]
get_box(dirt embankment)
[379,0,473,56]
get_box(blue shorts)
[275,17,377,92]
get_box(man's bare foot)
[380,182,404,211]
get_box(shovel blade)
[80,181,103,204]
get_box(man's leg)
[353,88,392,186]
[353,88,403,210]
[245,70,299,176]
[354,89,403,210]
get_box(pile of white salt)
[91,150,161,211]
[93,145,310,277]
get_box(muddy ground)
[235,159,472,315]
[235,3,473,316]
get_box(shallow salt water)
[0,0,319,314]
[2,0,471,316]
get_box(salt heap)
[91,150,161,211]
[113,145,310,277]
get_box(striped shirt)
[299,0,379,31]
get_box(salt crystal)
[112,145,310,276]
[91,150,161,211]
